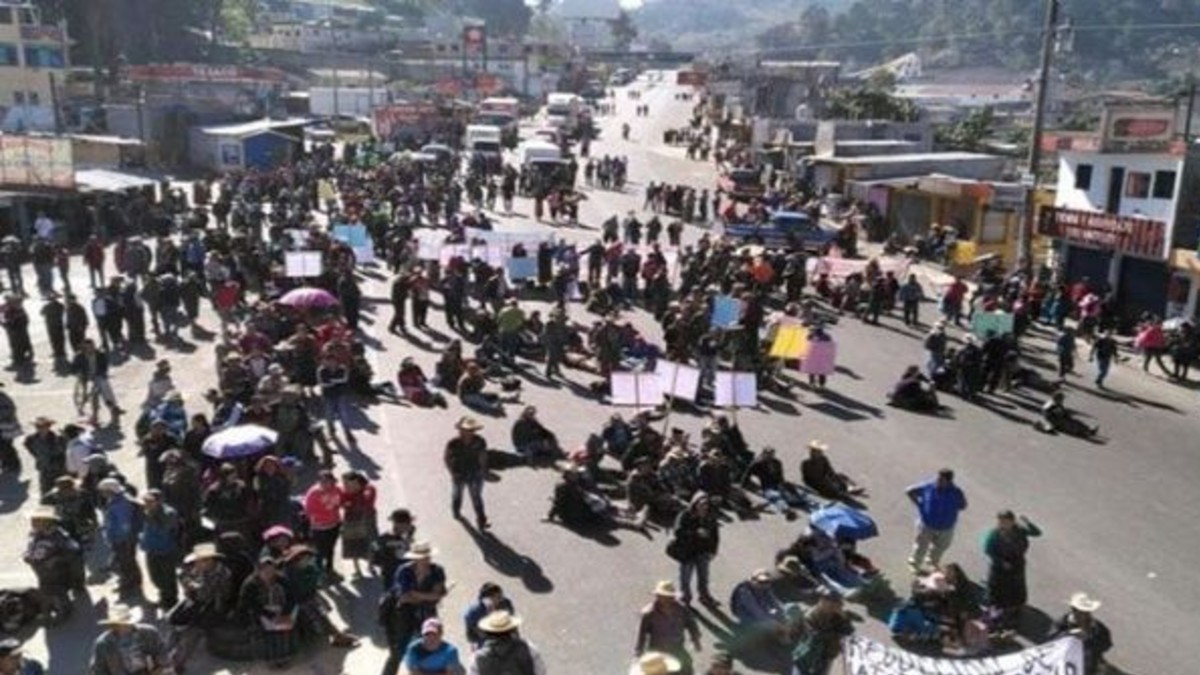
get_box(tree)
[824,77,919,122]
[464,0,532,37]
[611,9,638,51]
[935,106,996,151]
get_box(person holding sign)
[800,324,835,390]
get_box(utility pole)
[1018,0,1059,273]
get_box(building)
[188,118,307,172]
[801,151,1006,194]
[248,21,396,54]
[0,2,69,132]
[1043,103,1200,324]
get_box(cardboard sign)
[711,295,742,329]
[971,311,1014,338]
[284,251,323,278]
[507,257,537,281]
[799,340,837,375]
[770,325,808,360]
[714,372,757,408]
[610,372,664,407]
[655,360,701,402]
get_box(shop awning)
[74,169,160,193]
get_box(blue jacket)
[151,401,188,440]
[139,505,179,555]
[907,480,967,530]
[104,492,138,544]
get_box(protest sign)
[655,360,701,402]
[972,311,1015,338]
[800,340,837,375]
[711,295,742,329]
[507,257,537,281]
[843,635,1082,675]
[284,251,323,278]
[610,372,664,407]
[770,325,808,360]
[714,372,757,408]
[332,224,374,264]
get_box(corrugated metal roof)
[75,169,160,193]
[199,118,310,138]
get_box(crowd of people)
[0,83,1136,675]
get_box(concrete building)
[1044,103,1200,324]
[0,2,69,132]
[248,21,396,54]
[801,151,1006,194]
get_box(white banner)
[843,635,1083,675]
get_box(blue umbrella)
[201,424,278,460]
[810,503,878,541]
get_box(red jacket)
[304,484,344,530]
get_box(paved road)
[0,72,1193,674]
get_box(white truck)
[477,97,520,147]
[544,93,582,136]
[464,124,503,173]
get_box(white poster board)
[714,372,757,408]
[610,372,664,407]
[285,251,323,278]
[843,635,1083,675]
[655,360,701,402]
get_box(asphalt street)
[0,72,1192,674]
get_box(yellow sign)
[770,325,808,360]
[952,240,978,266]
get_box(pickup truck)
[718,166,765,202]
[721,211,838,252]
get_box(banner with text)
[843,635,1083,675]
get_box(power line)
[746,20,1200,55]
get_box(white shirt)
[66,431,99,476]
[34,216,55,241]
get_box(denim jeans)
[324,394,350,431]
[1095,357,1111,386]
[678,554,712,602]
[451,475,487,521]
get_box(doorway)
[1106,167,1125,214]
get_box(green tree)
[935,106,996,151]
[824,76,919,122]
[463,0,532,37]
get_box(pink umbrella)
[279,287,339,309]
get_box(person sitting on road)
[397,358,447,408]
[1036,392,1099,438]
[627,459,681,521]
[743,447,810,516]
[728,569,801,651]
[510,407,560,463]
[433,341,466,394]
[546,467,646,531]
[889,365,940,411]
[457,362,519,415]
[799,442,864,502]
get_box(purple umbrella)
[201,424,278,460]
[279,287,338,309]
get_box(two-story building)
[0,2,69,132]
[1042,103,1200,324]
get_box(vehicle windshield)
[474,142,501,154]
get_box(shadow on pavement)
[0,476,30,513]
[461,524,554,594]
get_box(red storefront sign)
[1038,206,1167,258]
[372,103,439,138]
[676,71,708,87]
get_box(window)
[0,43,17,66]
[1153,170,1177,199]
[0,8,13,24]
[1074,164,1093,190]
[22,46,64,68]
[17,9,34,25]
[1125,171,1151,199]
[11,91,23,105]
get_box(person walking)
[1089,331,1118,388]
[444,417,490,530]
[138,489,181,610]
[983,510,1042,629]
[1055,327,1077,378]
[467,611,546,675]
[670,492,720,606]
[317,353,354,443]
[898,274,924,327]
[636,581,701,673]
[382,542,447,675]
[905,468,967,572]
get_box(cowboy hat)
[28,507,59,522]
[32,417,53,427]
[456,416,483,432]
[477,610,522,634]
[776,556,804,577]
[404,542,437,560]
[1069,592,1102,613]
[262,525,295,541]
[652,580,679,598]
[629,652,682,675]
[750,568,773,583]
[98,604,139,627]
[183,543,223,565]
[808,440,828,451]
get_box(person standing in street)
[905,468,967,572]
[983,510,1041,629]
[72,338,124,425]
[636,581,701,674]
[304,470,345,583]
[40,293,66,363]
[97,478,143,601]
[1,295,33,366]
[0,383,21,475]
[1050,593,1112,675]
[1090,330,1118,388]
[898,274,924,327]
[670,492,720,606]
[389,271,410,334]
[467,611,546,675]
[23,417,64,496]
[138,489,180,610]
[317,353,354,443]
[444,417,490,530]
[1056,327,1077,378]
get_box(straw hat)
[652,580,679,598]
[629,652,682,675]
[477,610,522,634]
[456,416,483,432]
[750,568,773,583]
[808,440,828,451]
[28,507,59,522]
[776,556,804,577]
[33,417,53,428]
[404,541,436,560]
[1069,592,1102,613]
[98,604,138,627]
[183,543,223,565]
